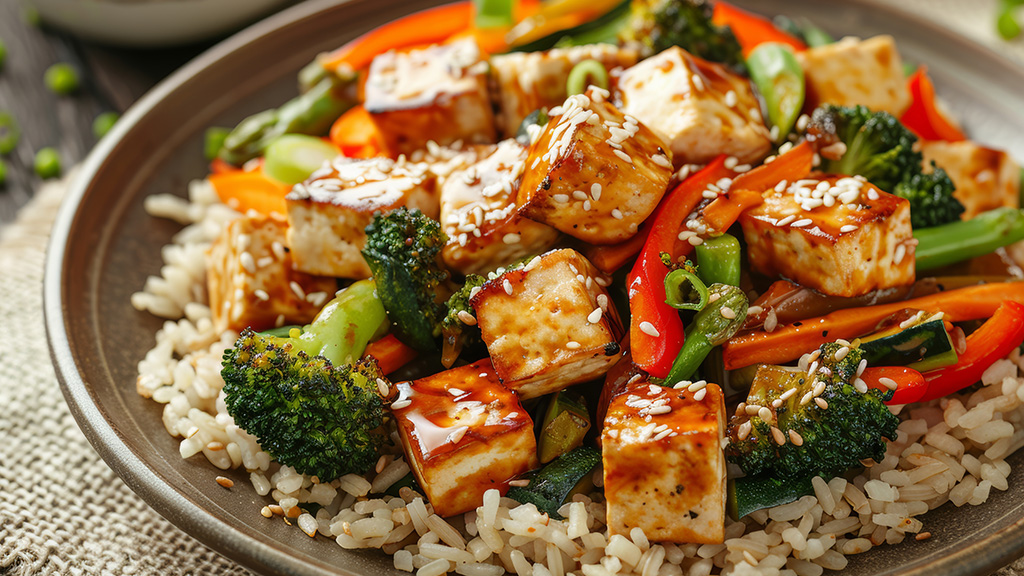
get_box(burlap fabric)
[3,2,1024,575]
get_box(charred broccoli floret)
[362,207,451,352]
[808,104,964,228]
[440,273,487,368]
[620,0,746,74]
[725,342,899,479]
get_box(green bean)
[263,134,340,184]
[34,147,61,179]
[566,59,609,95]
[92,112,120,139]
[0,112,19,154]
[44,63,80,95]
[695,233,742,287]
[914,207,1024,270]
[746,43,804,142]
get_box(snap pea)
[34,147,61,179]
[218,69,357,165]
[566,59,609,95]
[262,134,340,184]
[746,43,804,143]
[663,283,748,385]
[695,233,741,287]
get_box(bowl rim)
[42,1,1024,575]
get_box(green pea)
[44,63,80,95]
[0,38,7,71]
[92,111,120,140]
[0,112,19,155]
[566,59,609,96]
[0,159,6,186]
[204,127,230,161]
[746,42,805,142]
[34,147,62,179]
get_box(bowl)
[44,0,1024,574]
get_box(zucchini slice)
[857,318,958,372]
[507,446,601,518]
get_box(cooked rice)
[133,180,1024,575]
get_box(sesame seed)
[503,233,521,244]
[240,252,256,273]
[687,235,704,246]
[583,200,592,211]
[693,388,707,402]
[745,404,761,415]
[611,209,624,220]
[456,310,476,326]
[776,215,797,227]
[566,341,581,350]
[216,476,234,488]
[737,421,752,441]
[774,180,788,192]
[771,426,786,445]
[702,190,719,199]
[391,399,412,410]
[758,406,773,423]
[747,305,764,316]
[447,426,469,444]
[653,428,674,441]
[867,189,880,201]
[815,397,829,410]
[553,194,570,203]
[800,392,813,406]
[687,381,707,392]
[894,244,907,265]
[835,346,850,361]
[639,321,660,337]
[779,388,797,401]
[857,359,867,377]
[448,388,465,396]
[595,275,611,287]
[840,224,859,233]
[692,74,705,91]
[812,380,826,397]
[254,289,270,301]
[720,306,736,319]
[764,308,778,332]
[597,294,609,310]
[788,430,804,446]
[651,154,672,169]
[878,377,898,390]
[647,406,672,415]
[709,292,721,303]
[916,532,932,541]
[791,218,813,228]
[613,149,633,164]
[573,190,588,200]
[503,279,513,296]
[290,281,306,300]
[508,479,531,487]
[588,307,603,323]
[853,378,868,394]
[275,314,286,328]
[377,378,390,396]
[769,125,780,141]
[771,398,783,408]
[724,90,738,107]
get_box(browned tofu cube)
[921,140,1021,219]
[517,89,673,244]
[440,139,561,275]
[797,36,910,116]
[602,379,727,544]
[365,38,497,156]
[207,214,337,332]
[615,46,772,166]
[285,156,437,279]
[470,248,623,398]
[739,175,915,297]
[392,359,537,517]
[490,44,639,137]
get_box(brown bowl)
[43,1,1024,575]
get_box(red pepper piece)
[861,366,928,405]
[900,67,967,142]
[627,157,734,377]
[712,1,806,57]
[917,301,1024,402]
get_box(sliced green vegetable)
[663,283,748,384]
[34,147,61,179]
[746,43,804,142]
[263,134,339,184]
[512,0,630,52]
[44,63,80,95]
[797,18,834,47]
[203,127,230,161]
[538,390,591,463]
[727,474,815,519]
[474,0,515,28]
[663,266,709,312]
[914,207,1024,271]
[566,59,609,95]
[506,447,601,519]
[92,112,119,140]
[856,318,958,372]
[0,111,18,154]
[695,233,741,287]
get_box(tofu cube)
[392,359,538,517]
[285,156,437,279]
[739,175,915,298]
[796,35,911,116]
[440,139,561,275]
[365,38,497,156]
[490,44,639,137]
[206,214,337,332]
[471,248,623,398]
[517,89,673,244]
[921,140,1021,219]
[602,379,727,544]
[615,46,772,166]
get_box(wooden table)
[0,3,207,224]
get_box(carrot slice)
[208,170,292,216]
[329,105,383,158]
[363,334,419,375]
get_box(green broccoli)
[808,104,964,228]
[440,273,487,368]
[220,279,391,480]
[362,207,451,352]
[620,0,746,74]
[725,342,899,480]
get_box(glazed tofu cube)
[921,140,1021,219]
[490,44,639,137]
[517,89,673,244]
[285,156,437,279]
[471,248,623,398]
[207,214,336,332]
[602,379,727,544]
[392,359,538,517]
[615,46,772,166]
[739,175,915,298]
[797,36,911,116]
[440,139,561,275]
[365,38,497,156]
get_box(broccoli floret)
[808,104,964,228]
[440,274,487,368]
[725,343,899,479]
[620,0,746,74]
[894,164,965,228]
[362,207,451,352]
[222,329,390,481]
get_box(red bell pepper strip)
[628,157,734,377]
[916,301,1024,402]
[711,2,806,57]
[900,67,966,142]
[861,366,928,405]
[320,2,474,72]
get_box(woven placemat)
[3,1,1024,574]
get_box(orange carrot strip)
[329,105,383,158]
[209,170,291,216]
[363,334,419,375]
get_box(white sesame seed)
[583,200,592,211]
[687,235,704,246]
[290,281,306,300]
[639,321,660,337]
[747,305,763,316]
[771,426,786,445]
[692,74,705,91]
[788,430,804,446]
[503,233,521,244]
[457,310,477,325]
[275,314,285,328]
[758,406,773,423]
[800,391,813,406]
[377,378,390,396]
[553,194,570,203]
[239,251,257,274]
[774,180,788,193]
[613,149,633,164]
[647,406,672,415]
[588,307,603,324]
[611,209,624,220]
[769,125,781,141]
[878,377,898,390]
[737,421,752,441]
[776,215,797,227]
[566,341,581,350]
[724,90,738,107]
[708,292,721,303]
[687,381,707,393]
[791,218,813,228]
[720,306,736,319]
[853,378,868,394]
[573,190,588,200]
[764,308,778,332]
[857,359,868,377]
[254,289,269,301]
[840,224,859,233]
[391,398,412,410]
[867,189,880,201]
[835,346,850,361]
[651,154,672,169]
[503,279,513,296]
[591,183,602,200]
[815,397,829,410]
[771,398,783,408]
[597,294,609,310]
[693,388,708,402]
[653,428,674,441]
[702,190,719,199]
[894,244,907,265]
